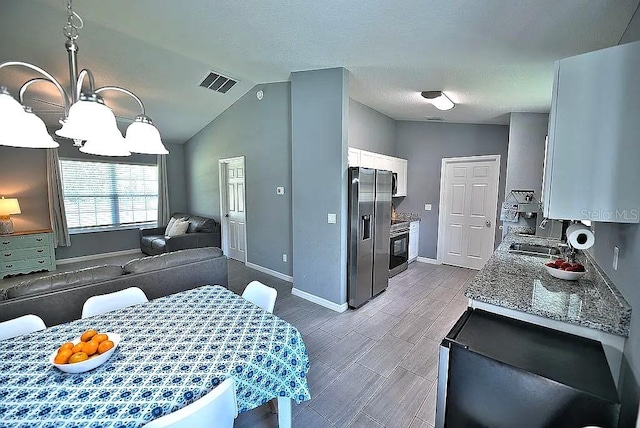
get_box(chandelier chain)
[62,0,83,41]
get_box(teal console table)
[0,229,56,278]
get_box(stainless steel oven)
[389,221,409,277]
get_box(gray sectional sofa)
[140,213,222,256]
[0,247,228,327]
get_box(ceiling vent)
[199,71,238,94]
[425,117,444,121]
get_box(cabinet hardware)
[3,253,10,257]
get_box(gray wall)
[590,223,639,427]
[0,142,187,260]
[184,82,293,276]
[291,68,349,305]
[395,121,510,259]
[348,99,397,156]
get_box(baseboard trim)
[245,262,293,283]
[417,257,441,265]
[57,249,141,265]
[291,288,348,313]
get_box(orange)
[58,342,74,353]
[71,342,85,354]
[92,333,108,344]
[83,341,99,356]
[68,352,89,364]
[80,329,97,342]
[54,349,73,364]
[98,340,114,354]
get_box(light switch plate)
[327,213,337,224]
[613,246,619,271]
[282,254,287,262]
[424,204,432,211]
[276,186,285,195]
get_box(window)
[60,159,158,231]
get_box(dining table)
[0,284,311,427]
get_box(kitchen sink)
[508,243,560,257]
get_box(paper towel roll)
[566,224,595,250]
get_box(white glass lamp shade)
[80,131,131,157]
[125,120,168,154]
[0,197,21,216]
[0,108,58,149]
[0,90,25,118]
[55,99,120,141]
[421,91,455,111]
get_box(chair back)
[242,281,277,313]
[144,377,237,428]
[82,287,149,319]
[0,314,46,341]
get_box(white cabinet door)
[544,40,640,223]
[409,221,419,262]
[348,147,361,167]
[374,154,392,172]
[360,150,376,169]
[396,159,408,197]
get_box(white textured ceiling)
[1,0,638,143]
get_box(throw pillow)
[165,217,178,236]
[167,219,189,237]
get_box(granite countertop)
[465,233,632,337]
[395,212,421,222]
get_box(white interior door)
[220,157,247,262]
[438,156,500,270]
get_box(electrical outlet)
[282,254,287,263]
[613,246,619,271]
[424,204,432,211]
[276,186,285,195]
[327,213,337,224]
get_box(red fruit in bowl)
[565,266,576,272]
[560,262,572,269]
[574,265,585,272]
[545,262,556,268]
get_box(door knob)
[225,214,229,218]
[486,219,492,227]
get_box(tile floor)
[228,260,476,428]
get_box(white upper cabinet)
[543,40,640,223]
[348,147,361,167]
[347,148,408,197]
[359,150,376,169]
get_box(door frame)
[218,156,248,263]
[436,154,501,266]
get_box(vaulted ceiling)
[1,0,638,144]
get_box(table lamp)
[0,197,21,235]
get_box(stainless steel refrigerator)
[347,167,392,308]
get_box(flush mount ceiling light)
[0,0,168,156]
[421,91,455,111]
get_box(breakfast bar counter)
[465,233,631,337]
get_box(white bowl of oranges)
[49,329,120,374]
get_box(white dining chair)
[242,280,277,313]
[0,314,46,341]
[144,377,237,428]
[82,287,149,319]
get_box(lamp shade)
[421,91,455,111]
[125,117,168,154]
[0,107,59,149]
[0,197,21,216]
[80,131,131,157]
[55,98,121,141]
[0,89,25,118]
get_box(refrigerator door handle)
[362,215,371,240]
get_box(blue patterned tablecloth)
[0,285,311,427]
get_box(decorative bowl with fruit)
[49,329,120,374]
[544,259,586,281]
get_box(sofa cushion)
[6,265,124,300]
[167,219,189,237]
[172,212,217,233]
[124,247,224,274]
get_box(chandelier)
[0,0,168,156]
